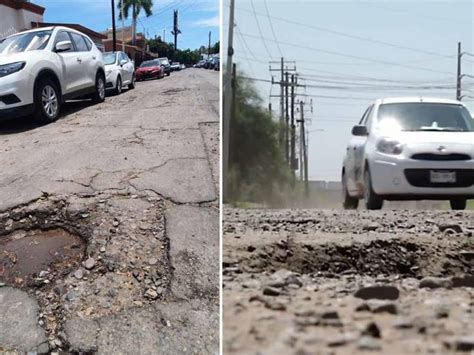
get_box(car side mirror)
[55,40,72,52]
[120,59,127,66]
[352,125,368,136]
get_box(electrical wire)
[263,0,283,57]
[250,0,274,60]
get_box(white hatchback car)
[103,51,135,95]
[342,98,474,210]
[0,26,105,123]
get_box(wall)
[0,4,43,39]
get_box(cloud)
[191,15,220,28]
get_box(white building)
[0,0,45,39]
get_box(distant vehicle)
[342,97,474,210]
[103,51,135,95]
[135,60,164,81]
[213,57,220,71]
[170,62,181,71]
[157,57,171,76]
[180,63,186,70]
[0,26,105,123]
[194,60,206,68]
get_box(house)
[0,0,45,39]
[31,22,107,51]
[103,26,158,65]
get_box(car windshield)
[140,60,158,67]
[103,53,117,65]
[159,58,169,65]
[377,102,474,132]
[0,30,52,55]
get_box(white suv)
[342,97,474,210]
[0,26,105,123]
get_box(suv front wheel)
[34,78,61,123]
[92,72,106,103]
[342,171,358,209]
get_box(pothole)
[236,238,472,277]
[0,228,85,287]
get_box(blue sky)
[223,0,474,181]
[35,0,219,50]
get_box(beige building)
[0,0,45,39]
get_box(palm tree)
[118,0,153,45]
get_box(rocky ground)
[223,208,473,354]
[0,69,219,354]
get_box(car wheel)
[342,172,359,209]
[364,168,383,210]
[167,72,170,76]
[115,76,122,95]
[92,72,106,103]
[34,78,61,123]
[129,74,136,89]
[450,198,466,210]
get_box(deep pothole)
[0,228,85,288]
[234,238,473,278]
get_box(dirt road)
[0,69,219,353]
[223,208,473,354]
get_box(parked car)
[342,97,474,210]
[170,62,181,71]
[103,51,135,95]
[213,57,220,71]
[194,60,206,68]
[157,57,171,76]
[180,63,186,70]
[135,60,164,81]
[0,26,105,123]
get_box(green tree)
[228,75,291,204]
[118,0,153,45]
[212,41,220,54]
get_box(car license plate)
[430,171,456,183]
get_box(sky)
[34,0,220,50]
[223,0,474,181]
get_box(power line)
[235,5,453,59]
[238,31,453,75]
[250,0,273,60]
[263,0,283,57]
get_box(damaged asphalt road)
[223,208,473,354]
[0,70,219,354]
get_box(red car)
[135,60,164,81]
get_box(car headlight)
[376,138,403,155]
[0,61,26,78]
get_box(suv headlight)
[376,138,403,155]
[0,62,26,78]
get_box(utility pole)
[298,101,309,197]
[223,0,235,200]
[457,42,462,100]
[111,0,117,51]
[120,0,125,51]
[171,10,181,53]
[208,31,212,56]
[163,29,166,42]
[290,74,296,175]
[285,71,290,163]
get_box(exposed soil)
[223,208,474,354]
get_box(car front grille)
[404,169,474,188]
[411,153,471,161]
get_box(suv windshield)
[377,103,474,132]
[103,53,117,65]
[159,58,169,65]
[0,30,52,55]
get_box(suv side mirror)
[55,40,72,52]
[352,125,368,136]
[120,59,128,66]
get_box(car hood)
[389,131,474,157]
[136,66,159,72]
[393,131,474,145]
[0,51,34,65]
